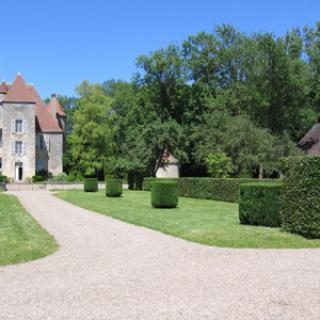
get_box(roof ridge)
[3,74,36,103]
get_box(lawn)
[0,194,58,266]
[55,190,320,249]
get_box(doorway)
[15,162,23,182]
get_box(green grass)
[55,190,320,249]
[0,194,58,265]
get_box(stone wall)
[1,102,36,180]
[47,133,63,175]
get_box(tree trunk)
[259,164,263,179]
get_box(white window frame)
[15,141,23,156]
[15,120,23,134]
[11,119,27,134]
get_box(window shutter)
[12,142,15,155]
[23,120,27,134]
[11,120,15,133]
[22,142,26,156]
[45,136,50,152]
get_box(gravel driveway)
[1,190,320,320]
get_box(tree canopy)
[60,22,320,178]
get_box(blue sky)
[0,0,319,98]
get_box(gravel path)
[1,191,320,320]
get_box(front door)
[15,162,23,182]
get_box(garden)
[53,156,320,249]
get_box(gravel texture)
[1,190,320,320]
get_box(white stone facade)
[0,74,66,182]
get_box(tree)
[193,111,300,177]
[206,152,233,178]
[68,82,115,176]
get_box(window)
[0,158,2,170]
[15,141,22,155]
[0,130,2,148]
[15,120,23,133]
[40,136,45,149]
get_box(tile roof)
[3,74,36,102]
[28,86,63,133]
[0,81,9,93]
[2,73,63,133]
[48,94,66,116]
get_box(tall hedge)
[282,157,320,239]
[239,183,283,227]
[84,178,98,192]
[144,177,280,203]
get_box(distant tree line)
[59,22,320,179]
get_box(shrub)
[144,178,177,191]
[281,157,320,239]
[50,172,68,182]
[151,181,178,208]
[144,177,280,203]
[84,178,98,192]
[0,175,8,183]
[36,169,50,180]
[206,152,233,178]
[239,183,283,227]
[32,175,44,183]
[25,177,32,184]
[106,179,123,197]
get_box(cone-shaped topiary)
[84,178,98,192]
[106,179,123,197]
[151,181,178,208]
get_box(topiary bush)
[144,177,281,203]
[106,179,123,197]
[281,157,320,239]
[151,181,178,208]
[239,183,283,227]
[144,178,178,191]
[84,178,98,192]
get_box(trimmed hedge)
[144,177,280,203]
[239,183,283,227]
[282,157,320,239]
[151,181,178,208]
[84,178,98,192]
[106,179,123,197]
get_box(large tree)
[68,82,115,176]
